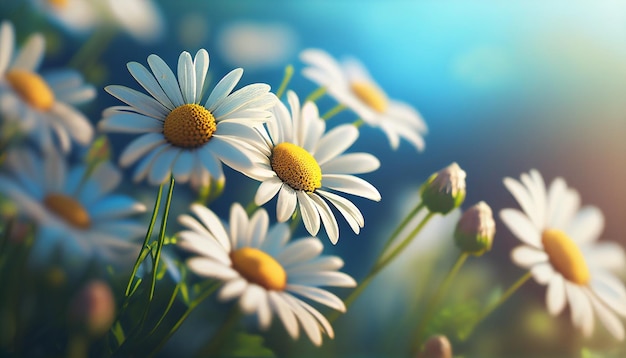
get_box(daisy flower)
[0,148,146,270]
[98,49,276,186]
[501,169,626,339]
[176,202,356,346]
[300,48,427,152]
[31,0,165,43]
[243,90,381,244]
[0,21,95,152]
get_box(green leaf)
[425,300,481,341]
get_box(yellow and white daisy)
[98,49,276,186]
[300,48,427,152]
[501,169,626,339]
[0,148,146,269]
[241,90,381,244]
[176,202,356,346]
[0,21,95,152]
[31,0,164,43]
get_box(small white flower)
[501,169,626,339]
[177,203,356,346]
[300,48,427,152]
[30,0,165,43]
[0,21,95,152]
[241,90,381,244]
[99,49,276,186]
[0,148,146,270]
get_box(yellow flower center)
[271,142,322,192]
[47,0,69,9]
[541,229,590,285]
[43,193,91,230]
[6,70,55,111]
[230,247,287,291]
[163,104,216,148]
[350,81,388,113]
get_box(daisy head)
[0,21,95,152]
[501,169,626,339]
[99,49,277,186]
[242,90,381,244]
[31,0,164,43]
[0,148,146,271]
[300,48,427,152]
[176,202,356,346]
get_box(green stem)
[377,202,425,265]
[289,209,301,233]
[146,284,181,337]
[322,104,347,120]
[329,212,435,323]
[352,119,365,128]
[149,176,175,302]
[305,87,326,103]
[412,251,469,352]
[275,65,294,99]
[195,303,241,358]
[125,183,164,297]
[148,282,220,357]
[461,271,532,341]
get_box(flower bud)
[420,163,466,215]
[454,201,495,256]
[418,335,453,358]
[68,280,116,338]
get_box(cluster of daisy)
[0,4,624,357]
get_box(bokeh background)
[2,0,626,357]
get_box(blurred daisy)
[501,169,626,339]
[243,91,381,244]
[0,21,95,152]
[31,0,164,43]
[0,148,146,270]
[99,49,276,186]
[176,202,356,346]
[300,48,427,152]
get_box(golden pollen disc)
[541,229,590,285]
[271,142,322,192]
[6,70,55,111]
[230,247,287,291]
[163,104,216,148]
[43,193,91,230]
[350,81,388,113]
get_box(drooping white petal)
[322,174,381,201]
[239,284,264,314]
[119,133,167,167]
[276,185,297,222]
[287,284,345,312]
[316,189,363,234]
[546,274,567,316]
[255,177,282,206]
[530,263,555,285]
[297,191,321,236]
[218,278,247,301]
[585,287,625,340]
[268,291,299,339]
[510,245,548,268]
[309,193,339,245]
[148,147,179,185]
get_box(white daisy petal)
[197,146,225,180]
[247,209,269,248]
[51,102,94,146]
[281,293,323,347]
[187,257,238,280]
[255,177,283,206]
[585,242,626,272]
[212,83,271,118]
[567,206,604,244]
[288,271,357,288]
[277,238,323,267]
[297,298,335,339]
[309,193,340,245]
[119,133,167,167]
[218,278,247,301]
[322,174,381,201]
[321,153,380,175]
[172,150,194,183]
[499,208,542,248]
[530,263,555,285]
[105,85,170,119]
[127,61,175,110]
[268,291,299,339]
[190,203,231,252]
[286,257,345,275]
[276,185,297,222]
[317,189,363,234]
[209,137,253,172]
[503,177,537,228]
[147,54,185,107]
[256,290,273,330]
[99,113,163,133]
[546,177,567,227]
[148,147,179,185]
[297,192,321,236]
[239,284,264,314]
[546,274,567,316]
[510,245,548,268]
[229,203,248,249]
[205,68,243,110]
[177,231,230,265]
[193,49,210,102]
[13,33,45,71]
[590,275,626,317]
[177,51,196,104]
[314,125,358,165]
[586,287,625,340]
[287,284,345,312]
[132,143,169,182]
[0,22,14,74]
